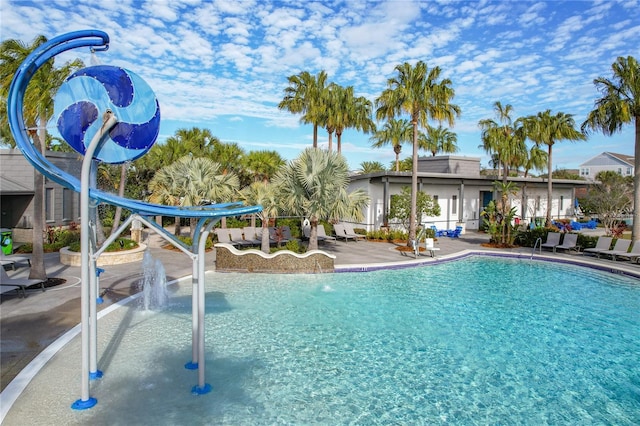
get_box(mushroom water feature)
[5,29,261,410]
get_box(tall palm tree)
[273,148,369,251]
[582,56,640,241]
[278,70,328,148]
[239,181,280,253]
[478,102,526,184]
[324,84,376,154]
[0,35,82,280]
[375,61,460,244]
[419,124,459,156]
[522,110,586,226]
[370,118,412,172]
[147,156,239,239]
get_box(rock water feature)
[140,250,168,310]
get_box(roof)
[580,151,634,167]
[0,175,32,195]
[607,152,634,166]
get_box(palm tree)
[243,150,285,183]
[325,84,376,154]
[278,70,328,148]
[147,156,239,239]
[273,148,369,251]
[522,110,586,226]
[375,61,460,244]
[370,118,412,172]
[582,56,640,241]
[358,161,386,174]
[239,181,280,253]
[518,145,548,222]
[419,124,459,156]
[478,102,526,184]
[0,35,82,281]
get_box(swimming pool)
[3,256,639,424]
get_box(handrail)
[531,237,542,260]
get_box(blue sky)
[2,0,639,171]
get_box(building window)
[45,188,54,222]
[535,196,540,211]
[618,168,622,174]
[627,167,632,175]
[63,188,73,221]
[560,195,564,211]
[452,195,457,214]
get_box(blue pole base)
[191,383,212,395]
[71,397,97,410]
[184,361,198,370]
[89,370,103,380]
[96,297,104,304]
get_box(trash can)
[1,228,12,255]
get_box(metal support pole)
[73,112,117,410]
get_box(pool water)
[4,257,640,425]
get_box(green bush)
[270,238,306,254]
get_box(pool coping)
[1,252,638,422]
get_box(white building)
[579,152,634,181]
[348,156,589,232]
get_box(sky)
[2,0,639,172]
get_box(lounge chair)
[228,228,254,247]
[1,267,45,297]
[583,236,613,256]
[281,226,300,243]
[553,233,579,253]
[242,227,262,245]
[317,225,337,243]
[446,226,463,238]
[430,225,446,237]
[541,232,561,251]
[333,223,355,242]
[0,252,31,270]
[342,223,366,241]
[611,242,640,262]
[214,228,238,247]
[597,239,632,259]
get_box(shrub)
[68,238,139,253]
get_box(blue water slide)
[6,29,261,219]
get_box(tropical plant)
[358,161,386,174]
[388,186,441,232]
[239,181,281,253]
[322,83,376,153]
[370,118,412,172]
[243,150,285,183]
[478,102,526,184]
[581,55,640,241]
[273,148,369,251]
[147,156,239,239]
[522,109,586,226]
[579,171,633,236]
[419,124,459,156]
[0,35,83,280]
[278,70,328,148]
[375,61,460,246]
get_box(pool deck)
[1,229,639,392]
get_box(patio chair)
[425,238,440,257]
[269,227,290,245]
[583,236,613,256]
[228,228,254,247]
[317,225,337,243]
[430,225,446,237]
[611,241,640,262]
[242,227,262,245]
[342,223,366,241]
[1,267,45,297]
[540,232,561,251]
[0,251,31,270]
[446,226,463,238]
[214,228,238,247]
[553,233,580,253]
[333,223,355,242]
[281,226,300,243]
[597,239,632,260]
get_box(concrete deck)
[1,229,639,393]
